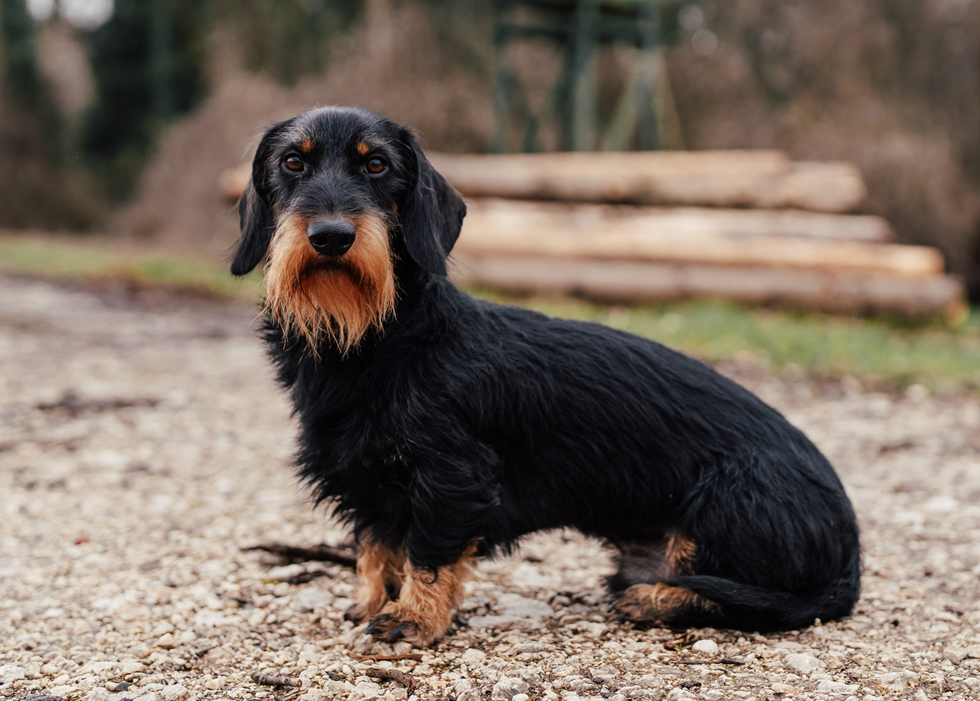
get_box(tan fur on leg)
[264,212,397,355]
[666,531,697,576]
[366,545,477,647]
[613,582,718,624]
[345,540,406,624]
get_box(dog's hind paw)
[612,585,663,623]
[612,582,712,626]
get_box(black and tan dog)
[231,106,861,647]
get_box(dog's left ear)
[398,130,466,276]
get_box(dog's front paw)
[344,602,373,624]
[365,613,420,643]
[365,603,445,647]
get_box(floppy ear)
[398,130,467,276]
[231,180,273,276]
[230,121,290,276]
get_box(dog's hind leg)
[607,536,671,593]
[610,531,719,627]
[345,538,406,624]
[608,530,696,590]
[365,545,477,647]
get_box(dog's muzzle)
[307,218,356,257]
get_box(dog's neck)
[268,258,462,364]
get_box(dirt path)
[1,273,978,701]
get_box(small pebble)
[492,677,530,701]
[785,652,824,674]
[154,633,177,649]
[691,639,719,655]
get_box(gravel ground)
[1,273,979,701]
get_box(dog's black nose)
[307,219,356,256]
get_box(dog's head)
[231,107,466,354]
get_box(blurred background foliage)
[81,0,207,198]
[1,0,979,301]
[213,0,362,84]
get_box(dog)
[230,106,861,647]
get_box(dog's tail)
[667,553,861,632]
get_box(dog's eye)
[366,157,387,175]
[283,155,304,172]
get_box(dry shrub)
[0,97,103,231]
[0,17,102,231]
[113,0,492,257]
[667,0,980,296]
[789,111,980,292]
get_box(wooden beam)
[450,254,967,321]
[456,200,934,276]
[462,198,895,242]
[428,151,867,212]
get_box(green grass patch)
[0,235,123,278]
[469,290,980,390]
[0,234,263,299]
[129,254,263,297]
[2,234,977,389]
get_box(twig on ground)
[351,653,423,662]
[285,570,328,585]
[193,643,219,658]
[36,390,159,417]
[244,542,359,568]
[251,672,302,687]
[365,667,417,691]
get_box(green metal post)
[491,22,516,153]
[636,0,660,150]
[570,0,599,151]
[150,0,173,122]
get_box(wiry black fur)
[233,106,861,633]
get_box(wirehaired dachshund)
[230,106,861,647]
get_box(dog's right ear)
[231,120,290,276]
[231,180,272,276]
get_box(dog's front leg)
[362,443,497,646]
[345,537,406,624]
[365,544,477,647]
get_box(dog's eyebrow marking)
[299,138,313,153]
[357,141,371,155]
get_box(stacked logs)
[430,151,966,321]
